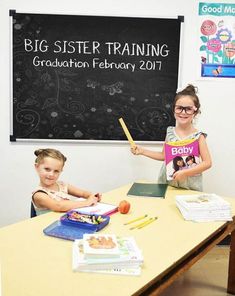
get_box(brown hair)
[173,84,201,115]
[34,148,67,166]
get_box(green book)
[127,183,168,198]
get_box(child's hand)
[173,170,187,182]
[85,195,98,206]
[131,145,144,155]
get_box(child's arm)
[131,145,165,161]
[173,134,212,181]
[33,191,99,213]
[68,184,102,201]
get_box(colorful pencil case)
[43,211,110,241]
[60,210,110,231]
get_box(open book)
[165,138,200,181]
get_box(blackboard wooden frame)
[10,10,183,143]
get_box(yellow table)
[1,184,235,296]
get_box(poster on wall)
[199,2,235,78]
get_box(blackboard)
[10,11,182,142]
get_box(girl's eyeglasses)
[174,105,197,115]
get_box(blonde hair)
[174,84,201,115]
[34,148,67,166]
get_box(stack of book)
[72,233,143,276]
[175,193,232,222]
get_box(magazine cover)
[164,138,200,181]
[83,234,120,258]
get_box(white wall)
[0,0,234,227]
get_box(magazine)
[164,138,200,181]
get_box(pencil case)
[43,211,110,241]
[60,210,110,231]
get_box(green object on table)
[127,183,168,198]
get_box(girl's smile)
[35,157,64,189]
[174,96,196,126]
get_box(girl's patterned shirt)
[32,181,78,215]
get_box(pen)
[137,217,158,229]
[124,214,148,225]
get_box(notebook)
[127,183,168,198]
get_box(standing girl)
[32,148,101,215]
[131,84,212,191]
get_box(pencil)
[137,217,158,229]
[124,214,148,225]
[130,217,152,230]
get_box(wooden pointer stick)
[118,118,136,148]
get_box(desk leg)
[227,230,235,294]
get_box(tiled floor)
[160,246,233,296]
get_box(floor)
[161,246,234,296]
